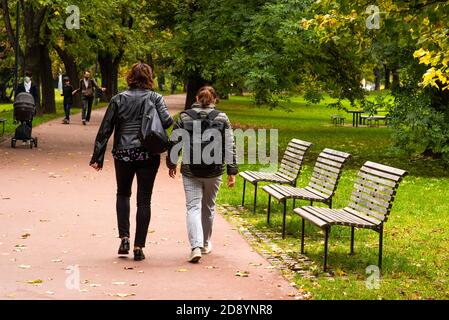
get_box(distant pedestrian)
[15,71,38,128]
[61,77,73,124]
[73,70,106,125]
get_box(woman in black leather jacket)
[90,63,173,261]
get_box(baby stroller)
[11,92,38,149]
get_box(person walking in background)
[61,77,73,124]
[90,63,173,261]
[15,71,39,128]
[167,86,238,263]
[73,70,106,125]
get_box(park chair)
[294,161,408,272]
[262,148,351,239]
[240,139,313,213]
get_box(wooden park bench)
[240,139,313,213]
[330,115,345,126]
[262,148,351,239]
[361,115,388,127]
[0,118,6,135]
[294,161,408,271]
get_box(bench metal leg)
[350,227,355,255]
[241,179,246,206]
[328,198,333,209]
[300,218,305,254]
[323,226,330,272]
[293,198,296,209]
[282,200,287,239]
[267,194,271,224]
[310,200,313,206]
[253,182,258,213]
[378,225,384,271]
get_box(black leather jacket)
[90,89,173,167]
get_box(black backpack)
[182,109,225,177]
[140,95,169,154]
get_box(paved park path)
[0,94,295,300]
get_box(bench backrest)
[278,139,313,184]
[349,161,408,223]
[306,148,351,198]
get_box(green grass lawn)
[216,95,449,300]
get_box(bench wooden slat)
[316,157,345,169]
[294,207,328,228]
[315,162,340,174]
[322,148,351,159]
[357,172,397,188]
[353,184,393,202]
[342,207,383,226]
[309,176,336,192]
[313,167,339,179]
[364,161,407,177]
[348,203,386,221]
[308,181,333,196]
[351,190,391,208]
[360,166,403,182]
[354,179,395,196]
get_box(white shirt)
[24,81,31,93]
[83,78,89,89]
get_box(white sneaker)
[188,248,202,263]
[201,242,212,254]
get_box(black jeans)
[82,96,94,121]
[114,156,160,248]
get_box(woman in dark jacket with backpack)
[90,63,173,261]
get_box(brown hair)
[126,63,154,90]
[196,86,219,106]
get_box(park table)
[346,110,364,127]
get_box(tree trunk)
[39,42,55,114]
[392,68,400,90]
[21,2,48,113]
[54,45,81,108]
[147,53,155,71]
[185,73,209,109]
[98,50,123,102]
[374,67,381,91]
[383,64,391,90]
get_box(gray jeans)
[183,175,222,249]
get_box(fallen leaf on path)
[26,279,43,285]
[176,269,189,273]
[79,289,89,292]
[109,293,136,298]
[129,283,138,287]
[205,266,218,269]
[21,233,31,239]
[45,291,55,295]
[89,283,102,288]
[124,267,134,270]
[138,271,144,274]
[249,262,263,267]
[51,259,63,263]
[235,271,250,277]
[112,282,126,286]
[39,219,50,223]
[19,265,31,269]
[161,237,168,241]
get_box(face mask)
[24,77,31,84]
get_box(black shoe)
[82,119,86,125]
[134,248,145,261]
[118,238,130,255]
